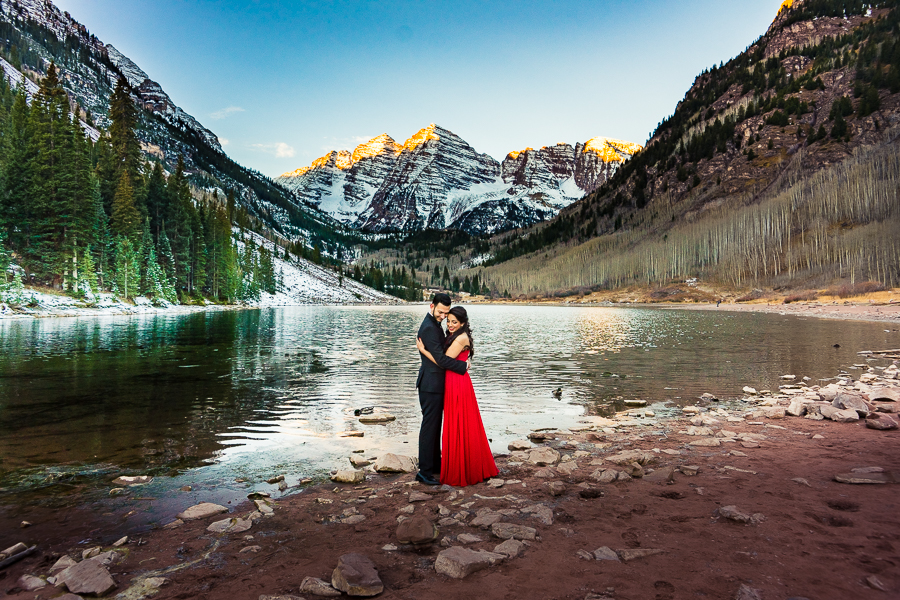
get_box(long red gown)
[440,350,499,487]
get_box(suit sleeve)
[421,324,468,375]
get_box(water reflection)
[0,305,895,534]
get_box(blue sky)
[55,0,784,177]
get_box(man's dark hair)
[432,292,452,307]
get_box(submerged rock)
[177,502,228,521]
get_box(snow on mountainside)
[235,230,398,306]
[276,125,641,235]
[105,44,222,153]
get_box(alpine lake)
[0,304,896,545]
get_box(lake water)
[0,305,896,544]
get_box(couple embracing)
[414,293,498,487]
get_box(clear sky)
[54,0,784,178]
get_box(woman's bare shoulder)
[455,333,470,347]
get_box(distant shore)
[462,286,900,324]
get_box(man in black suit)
[415,292,468,485]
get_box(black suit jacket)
[416,313,468,393]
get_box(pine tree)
[241,237,260,300]
[157,222,178,300]
[142,245,166,299]
[108,76,143,205]
[89,179,112,289]
[165,156,193,294]
[145,162,168,241]
[114,236,140,299]
[110,170,141,240]
[78,246,99,297]
[0,88,32,257]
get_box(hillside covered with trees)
[362,0,900,298]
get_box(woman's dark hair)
[444,306,474,357]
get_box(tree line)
[0,65,279,304]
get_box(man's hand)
[466,358,472,372]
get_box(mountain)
[384,0,900,296]
[276,124,641,235]
[0,0,342,251]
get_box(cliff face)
[277,127,641,235]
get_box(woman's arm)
[416,337,438,365]
[444,334,469,359]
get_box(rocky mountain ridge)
[0,0,337,250]
[276,124,641,235]
[451,0,900,295]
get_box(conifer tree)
[145,162,168,241]
[114,236,140,299]
[111,170,141,240]
[142,245,166,298]
[0,88,32,255]
[77,246,99,297]
[28,63,92,286]
[156,222,178,297]
[165,156,193,293]
[108,76,143,204]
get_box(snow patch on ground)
[1,231,397,319]
[235,229,399,307]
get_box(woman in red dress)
[416,306,498,487]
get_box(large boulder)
[829,408,860,423]
[434,547,505,579]
[866,414,899,430]
[57,559,117,596]
[491,522,537,541]
[176,502,228,521]
[396,516,439,544]
[869,387,900,402]
[207,516,253,534]
[16,575,45,592]
[299,576,341,597]
[528,447,561,466]
[331,553,383,597]
[833,393,871,417]
[507,440,532,451]
[372,454,417,473]
[493,539,526,558]
[331,470,366,484]
[605,450,656,466]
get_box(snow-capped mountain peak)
[277,126,642,235]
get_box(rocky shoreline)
[2,356,899,599]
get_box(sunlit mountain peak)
[351,133,401,163]
[583,137,643,162]
[403,124,441,152]
[777,0,797,16]
[506,147,534,160]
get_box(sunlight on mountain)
[403,123,441,152]
[583,137,643,162]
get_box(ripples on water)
[0,305,895,535]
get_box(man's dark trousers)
[418,390,444,477]
[416,312,467,477]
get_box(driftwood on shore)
[0,545,37,569]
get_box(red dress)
[440,350,499,487]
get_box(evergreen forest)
[0,66,281,305]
